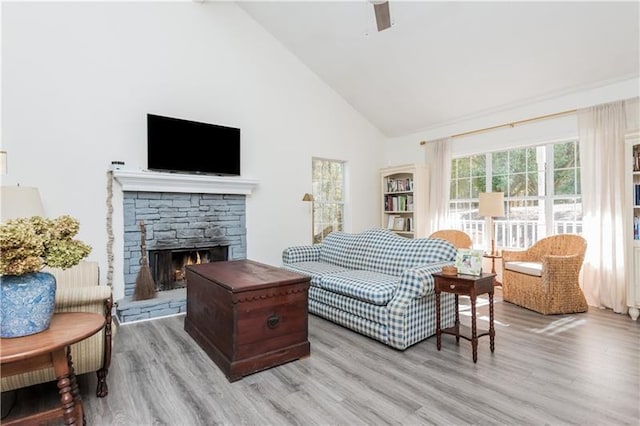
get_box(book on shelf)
[635,184,640,206]
[384,194,411,212]
[385,177,414,193]
[635,216,640,240]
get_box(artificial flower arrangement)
[0,215,91,276]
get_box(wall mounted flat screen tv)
[147,114,240,176]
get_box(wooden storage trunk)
[185,259,310,382]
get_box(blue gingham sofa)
[282,228,457,350]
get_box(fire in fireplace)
[149,246,228,291]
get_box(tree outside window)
[449,140,581,249]
[312,158,345,243]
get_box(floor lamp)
[302,193,315,243]
[479,192,504,256]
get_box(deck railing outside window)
[459,219,583,250]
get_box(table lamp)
[302,193,315,243]
[479,192,504,256]
[1,186,45,222]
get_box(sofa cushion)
[309,286,388,325]
[318,228,457,277]
[319,270,399,305]
[318,229,393,271]
[281,261,351,287]
[505,261,543,277]
[374,238,456,276]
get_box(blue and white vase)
[0,272,56,338]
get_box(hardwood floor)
[3,290,639,425]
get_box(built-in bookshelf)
[380,164,427,238]
[634,181,640,240]
[626,131,640,321]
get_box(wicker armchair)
[502,234,588,315]
[1,261,113,397]
[429,229,473,249]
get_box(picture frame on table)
[455,249,483,276]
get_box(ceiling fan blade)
[373,1,391,32]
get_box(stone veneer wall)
[122,191,246,296]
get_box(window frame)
[311,157,346,243]
[449,138,581,249]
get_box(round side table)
[1,312,105,425]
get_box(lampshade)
[302,193,314,202]
[1,186,45,221]
[478,192,504,217]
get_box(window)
[312,158,345,243]
[449,140,581,249]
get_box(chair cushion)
[505,261,543,277]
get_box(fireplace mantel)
[113,169,258,195]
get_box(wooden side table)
[483,253,502,286]
[0,312,105,425]
[434,272,495,363]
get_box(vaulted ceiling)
[238,1,640,137]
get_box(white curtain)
[425,137,452,235]
[578,101,627,313]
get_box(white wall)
[1,2,385,300]
[384,78,639,162]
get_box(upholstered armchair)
[502,234,588,315]
[1,261,113,397]
[429,229,473,249]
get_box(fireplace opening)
[149,246,228,291]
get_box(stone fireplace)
[121,192,246,296]
[112,170,258,323]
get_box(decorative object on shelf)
[0,215,91,338]
[441,265,458,276]
[133,220,156,301]
[392,217,405,231]
[633,145,640,172]
[479,192,505,256]
[455,249,483,276]
[302,193,315,244]
[110,160,125,170]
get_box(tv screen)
[147,114,240,176]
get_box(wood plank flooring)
[3,290,639,425]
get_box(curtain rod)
[419,108,577,146]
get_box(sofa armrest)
[386,261,453,350]
[55,285,112,313]
[282,244,321,264]
[392,261,454,302]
